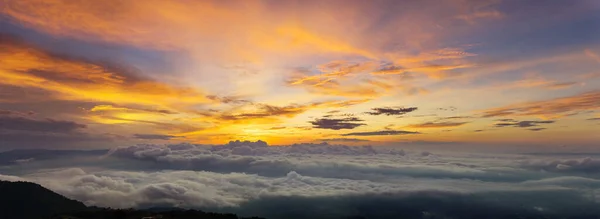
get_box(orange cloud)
[491,78,580,90]
[287,60,431,98]
[7,0,569,145]
[2,0,378,61]
[266,25,377,59]
[481,91,600,118]
[288,61,378,85]
[585,49,600,63]
[453,0,504,24]
[406,122,468,129]
[2,0,242,49]
[309,82,382,98]
[391,48,477,64]
[86,104,201,135]
[456,10,503,24]
[2,0,492,67]
[0,36,211,109]
[287,62,388,98]
[205,99,370,123]
[323,99,372,108]
[371,63,473,79]
[90,105,176,115]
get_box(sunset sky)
[1,0,599,150]
[3,2,600,218]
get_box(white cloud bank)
[1,141,600,218]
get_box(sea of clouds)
[1,141,600,218]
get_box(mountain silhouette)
[0,180,265,219]
[0,180,87,219]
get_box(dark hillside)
[0,180,265,219]
[0,180,87,219]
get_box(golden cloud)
[406,122,468,129]
[481,91,600,118]
[0,37,211,110]
[2,0,377,61]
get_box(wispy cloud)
[585,49,600,63]
[407,122,468,129]
[133,134,178,140]
[0,35,211,109]
[481,91,600,118]
[0,115,86,133]
[342,130,420,136]
[318,138,370,142]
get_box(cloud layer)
[1,141,600,218]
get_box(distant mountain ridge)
[0,180,87,219]
[0,180,265,219]
[0,149,109,165]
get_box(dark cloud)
[528,128,546,131]
[318,138,370,142]
[366,107,418,116]
[371,65,404,75]
[206,95,252,105]
[133,134,177,140]
[219,103,322,121]
[564,111,593,117]
[91,105,177,115]
[494,120,554,128]
[294,126,312,131]
[342,130,420,136]
[497,118,516,122]
[310,117,365,130]
[89,116,198,133]
[0,115,86,133]
[409,114,437,118]
[0,84,55,103]
[587,117,600,121]
[0,113,115,149]
[0,148,108,166]
[473,129,485,132]
[520,157,600,173]
[407,122,467,128]
[0,109,35,116]
[268,126,286,130]
[438,116,472,120]
[0,131,115,149]
[437,107,457,111]
[544,81,578,89]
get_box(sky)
[0,0,600,150]
[1,1,600,218]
